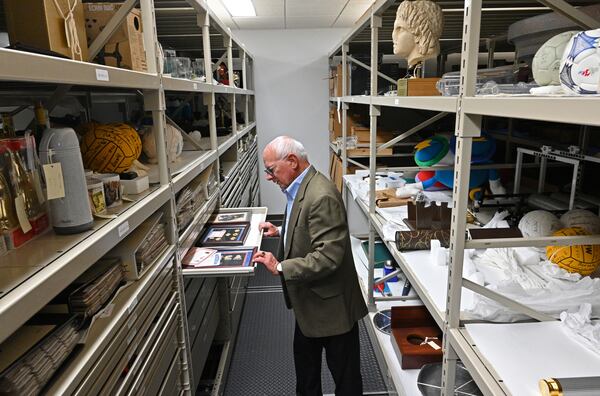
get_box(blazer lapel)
[284,166,317,259]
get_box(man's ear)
[288,154,299,170]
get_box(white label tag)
[394,98,399,105]
[95,69,109,82]
[427,340,441,350]
[43,163,66,200]
[118,221,130,238]
[193,83,198,90]
[14,196,32,233]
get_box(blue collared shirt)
[284,167,310,240]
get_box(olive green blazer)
[278,166,367,338]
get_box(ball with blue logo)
[560,29,600,94]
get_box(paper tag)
[43,163,66,200]
[118,221,130,238]
[427,340,441,350]
[95,69,109,82]
[193,83,198,90]
[394,98,399,105]
[14,196,32,233]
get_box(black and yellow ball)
[80,123,142,173]
[546,227,600,276]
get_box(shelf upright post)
[199,11,213,85]
[341,43,349,201]
[139,0,158,74]
[441,1,483,394]
[242,51,250,128]
[225,33,237,134]
[367,13,382,311]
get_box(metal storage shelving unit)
[329,1,600,395]
[0,0,259,395]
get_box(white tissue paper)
[560,303,600,356]
[382,222,404,242]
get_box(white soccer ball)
[560,209,600,234]
[533,31,578,86]
[560,29,600,94]
[518,210,562,237]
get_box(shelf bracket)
[348,158,368,170]
[463,279,556,322]
[347,55,397,86]
[537,0,600,29]
[87,0,139,62]
[378,112,449,152]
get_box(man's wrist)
[276,262,282,273]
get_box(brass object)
[6,149,42,218]
[0,172,18,230]
[539,378,562,396]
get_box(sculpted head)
[392,0,443,67]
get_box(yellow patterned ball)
[546,227,600,276]
[80,123,142,173]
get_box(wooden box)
[390,306,443,369]
[4,0,89,61]
[405,200,452,230]
[397,78,441,96]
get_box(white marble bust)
[393,0,444,68]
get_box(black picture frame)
[199,222,250,246]
[211,210,252,224]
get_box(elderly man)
[253,136,367,396]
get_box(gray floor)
[223,264,390,396]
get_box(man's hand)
[253,250,280,275]
[259,221,279,237]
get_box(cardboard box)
[4,0,89,61]
[84,3,147,72]
[351,126,396,144]
[397,78,441,96]
[332,64,350,97]
[331,111,363,139]
[347,147,393,157]
[329,152,358,192]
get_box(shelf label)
[193,83,198,90]
[95,68,110,82]
[118,221,130,238]
[394,99,399,105]
[43,163,66,200]
[14,196,32,233]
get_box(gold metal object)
[0,172,18,230]
[539,378,562,396]
[7,149,42,218]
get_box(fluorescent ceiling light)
[223,0,256,17]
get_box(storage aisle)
[223,247,390,395]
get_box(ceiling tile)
[233,16,285,29]
[253,0,285,17]
[286,0,347,17]
[285,16,338,28]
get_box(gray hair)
[397,0,443,56]
[269,136,309,161]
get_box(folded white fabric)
[560,303,600,356]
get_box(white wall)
[235,28,349,214]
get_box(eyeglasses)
[264,164,276,176]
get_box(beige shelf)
[0,48,159,89]
[0,185,171,344]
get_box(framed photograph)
[211,210,251,224]
[199,222,250,247]
[216,247,256,268]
